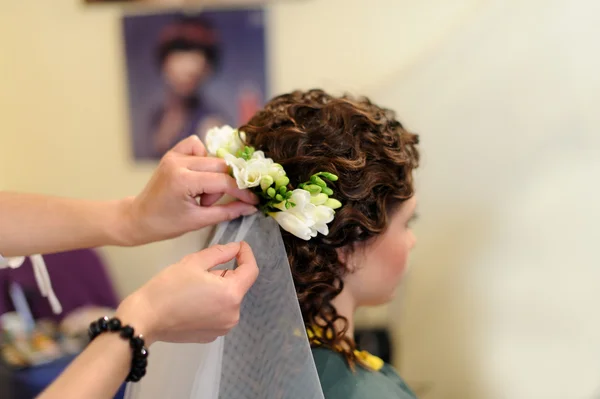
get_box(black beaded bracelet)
[88,316,148,383]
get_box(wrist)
[112,197,140,247]
[116,292,158,347]
[88,315,150,383]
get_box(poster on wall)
[87,0,287,5]
[122,9,267,160]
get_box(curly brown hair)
[240,89,420,368]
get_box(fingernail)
[189,134,200,140]
[242,206,258,216]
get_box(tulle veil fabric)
[124,214,325,399]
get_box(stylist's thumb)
[223,241,259,296]
[194,242,242,270]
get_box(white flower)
[271,211,314,241]
[271,189,335,240]
[223,153,249,189]
[205,125,246,156]
[250,151,285,179]
[223,152,274,189]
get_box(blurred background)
[1,0,600,398]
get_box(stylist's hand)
[124,135,258,245]
[116,241,258,345]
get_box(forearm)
[0,192,135,256]
[38,333,132,399]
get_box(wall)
[10,1,592,398]
[0,0,480,295]
[372,1,600,398]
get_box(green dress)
[312,347,418,399]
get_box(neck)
[166,91,198,108]
[330,288,357,339]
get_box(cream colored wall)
[0,0,484,397]
[372,1,600,398]
[0,1,214,296]
[0,0,480,294]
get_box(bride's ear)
[335,247,347,264]
[335,245,356,272]
[336,244,365,273]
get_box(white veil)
[124,214,325,399]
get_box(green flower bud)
[216,148,229,158]
[275,175,290,189]
[275,194,284,202]
[322,187,333,196]
[325,198,342,209]
[319,172,339,181]
[267,187,276,198]
[260,175,274,191]
[305,184,322,194]
[310,193,328,205]
[310,175,327,188]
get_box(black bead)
[120,326,134,339]
[107,318,121,331]
[133,358,147,369]
[97,317,109,331]
[133,347,148,360]
[130,336,145,350]
[89,322,101,337]
[127,374,141,383]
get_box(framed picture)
[122,9,267,160]
[87,0,292,5]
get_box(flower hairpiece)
[205,125,342,240]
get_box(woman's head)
[241,89,419,365]
[156,17,220,98]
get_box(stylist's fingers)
[197,201,257,227]
[170,135,207,156]
[201,193,224,207]
[183,157,229,174]
[187,171,258,205]
[225,241,259,294]
[188,242,241,271]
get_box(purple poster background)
[122,9,267,160]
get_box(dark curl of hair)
[240,89,420,368]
